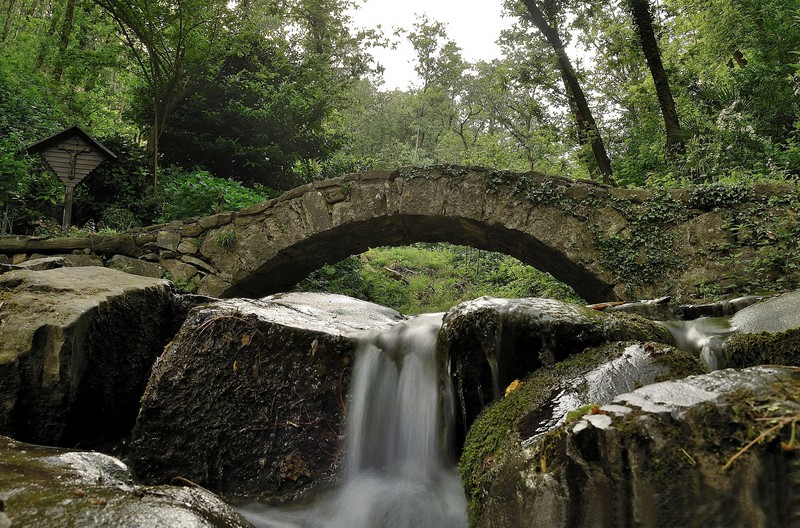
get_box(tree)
[625,0,684,157]
[517,0,614,184]
[406,16,466,161]
[93,0,229,185]
[470,59,567,173]
[158,35,346,189]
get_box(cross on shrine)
[27,127,117,229]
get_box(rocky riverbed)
[0,266,797,526]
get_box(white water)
[239,314,468,528]
[659,317,737,370]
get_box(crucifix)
[58,143,92,229]
[27,127,117,231]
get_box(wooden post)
[63,184,75,229]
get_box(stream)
[238,313,468,528]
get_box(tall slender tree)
[518,0,613,184]
[626,0,684,157]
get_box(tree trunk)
[149,100,160,187]
[2,0,18,41]
[53,0,76,80]
[35,1,60,69]
[520,0,613,184]
[627,0,684,157]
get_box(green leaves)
[295,243,582,314]
[157,166,274,222]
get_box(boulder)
[459,341,707,522]
[730,289,800,333]
[0,435,250,527]
[439,297,675,436]
[722,289,800,368]
[467,365,799,528]
[0,267,178,446]
[131,292,405,502]
[5,256,66,271]
[107,254,166,279]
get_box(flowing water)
[238,313,468,528]
[659,316,737,370]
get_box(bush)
[157,166,277,222]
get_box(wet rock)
[721,290,800,368]
[439,297,674,436]
[458,341,706,522]
[0,435,251,527]
[601,294,764,320]
[679,294,765,320]
[468,366,799,528]
[131,292,404,502]
[0,267,178,445]
[730,289,800,334]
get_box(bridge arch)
[195,167,620,302]
[3,166,797,303]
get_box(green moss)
[564,403,601,423]
[651,348,709,382]
[723,328,800,368]
[603,312,675,343]
[515,370,798,527]
[459,343,621,520]
[459,339,710,521]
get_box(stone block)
[162,259,199,282]
[177,239,198,254]
[181,224,204,237]
[180,255,217,274]
[61,254,105,267]
[108,255,165,279]
[156,230,181,252]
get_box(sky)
[347,0,515,90]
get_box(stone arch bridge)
[1,166,798,302]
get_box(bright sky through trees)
[347,0,515,90]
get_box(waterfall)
[239,313,468,528]
[659,316,736,369]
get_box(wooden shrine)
[27,126,117,229]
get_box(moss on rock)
[458,341,705,521]
[723,327,800,368]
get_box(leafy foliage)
[157,35,346,189]
[296,243,583,314]
[157,166,275,223]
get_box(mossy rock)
[440,297,674,440]
[723,327,800,368]
[0,435,251,527]
[468,366,800,528]
[459,340,706,522]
